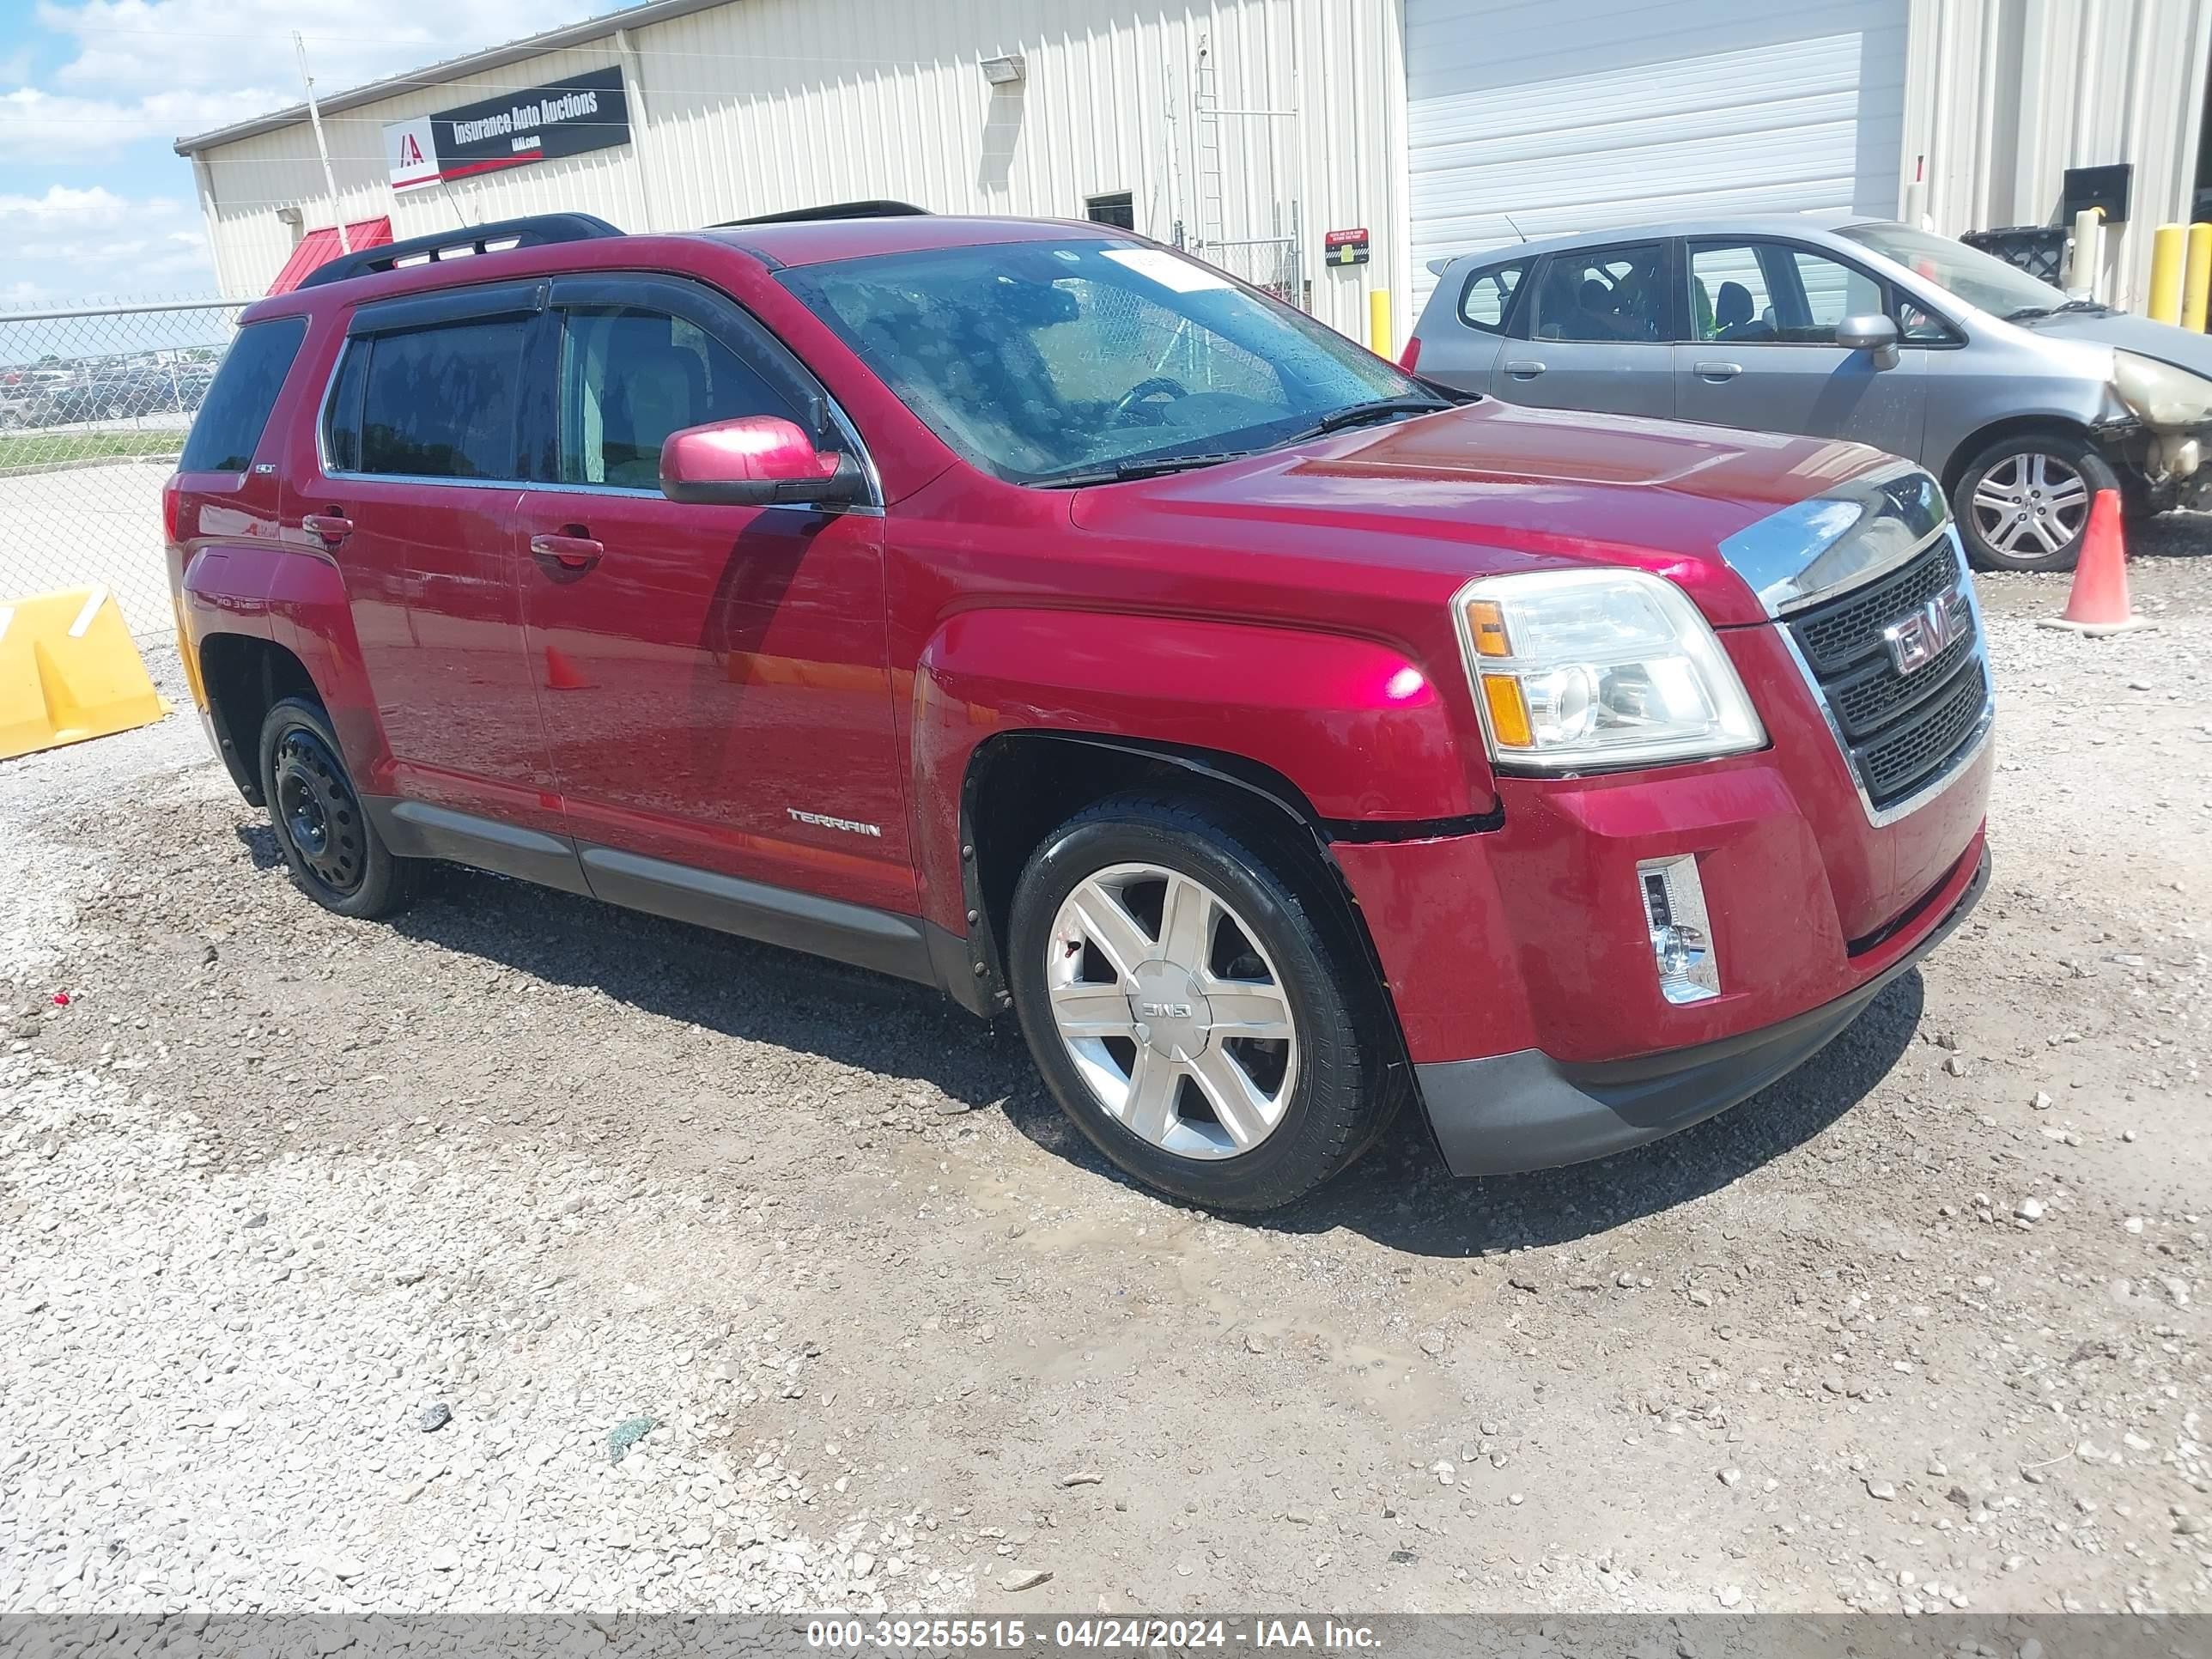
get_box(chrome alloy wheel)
[1971,451,2090,557]
[1044,863,1298,1160]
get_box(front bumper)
[1411,845,1986,1175]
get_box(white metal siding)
[1902,0,2212,309]
[1403,0,1910,309]
[189,0,1407,346]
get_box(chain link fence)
[1,298,244,641]
[1193,237,1305,309]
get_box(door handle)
[530,532,604,573]
[1694,361,1743,382]
[1504,360,1547,380]
[302,511,353,545]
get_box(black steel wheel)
[272,725,365,896]
[257,696,416,920]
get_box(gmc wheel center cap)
[1128,961,1212,1061]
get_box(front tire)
[257,696,415,921]
[1006,796,1401,1212]
[1953,431,2118,573]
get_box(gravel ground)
[3,521,2211,1617]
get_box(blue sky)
[0,0,620,305]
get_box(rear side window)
[356,319,526,480]
[1531,244,1671,343]
[1458,261,1527,333]
[179,316,307,472]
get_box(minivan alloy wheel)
[1969,452,2089,558]
[1044,862,1298,1160]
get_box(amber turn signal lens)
[1480,672,1533,748]
[1466,599,1510,658]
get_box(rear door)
[1675,238,1927,456]
[1500,240,1680,418]
[511,274,910,923]
[1409,257,1529,396]
[315,282,572,869]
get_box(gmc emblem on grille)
[1882,587,1970,676]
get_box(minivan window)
[1688,242,1884,343]
[556,307,808,489]
[1458,261,1527,333]
[1834,222,2065,319]
[1531,246,1669,343]
[358,319,526,480]
[179,316,307,472]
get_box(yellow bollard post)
[1369,288,1393,360]
[2185,222,2212,332]
[2148,224,2186,325]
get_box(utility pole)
[295,32,350,255]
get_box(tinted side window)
[324,342,367,473]
[1458,261,1527,333]
[359,320,526,480]
[179,316,307,472]
[1531,245,1670,343]
[557,307,807,489]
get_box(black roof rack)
[715,200,930,228]
[298,212,624,289]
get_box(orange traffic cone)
[2037,489,2152,636]
[544,645,595,690]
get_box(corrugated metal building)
[177,0,2209,341]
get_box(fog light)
[1638,854,1720,1005]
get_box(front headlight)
[1454,568,1765,771]
[2114,351,2212,428]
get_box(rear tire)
[1952,430,2118,573]
[257,696,415,921]
[1006,795,1401,1212]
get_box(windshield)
[1834,222,2069,318]
[778,239,1426,483]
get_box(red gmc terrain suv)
[165,208,1992,1211]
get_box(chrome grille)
[1785,532,1988,812]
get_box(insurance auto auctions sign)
[383,65,629,192]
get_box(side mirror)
[1836,313,1900,371]
[659,416,866,507]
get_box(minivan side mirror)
[659,416,866,508]
[1836,314,1901,371]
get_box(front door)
[1675,239,1928,457]
[1497,240,1679,419]
[317,287,566,850]
[512,275,911,921]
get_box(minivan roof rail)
[297,213,625,289]
[716,201,931,227]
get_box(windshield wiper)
[1281,396,1451,442]
[1030,452,1250,489]
[2004,298,2111,322]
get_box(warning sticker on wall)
[1324,228,1371,266]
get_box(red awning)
[266,218,394,295]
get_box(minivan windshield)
[779,239,1437,484]
[1834,222,2070,319]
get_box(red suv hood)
[1069,399,1897,628]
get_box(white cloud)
[0,0,614,299]
[0,191,212,304]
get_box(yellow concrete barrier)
[2185,222,2212,333]
[2148,223,2185,325]
[0,586,167,761]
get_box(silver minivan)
[1406,217,2212,571]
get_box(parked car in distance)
[1407,217,2212,572]
[167,210,1991,1211]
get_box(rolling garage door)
[1405,0,1909,310]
